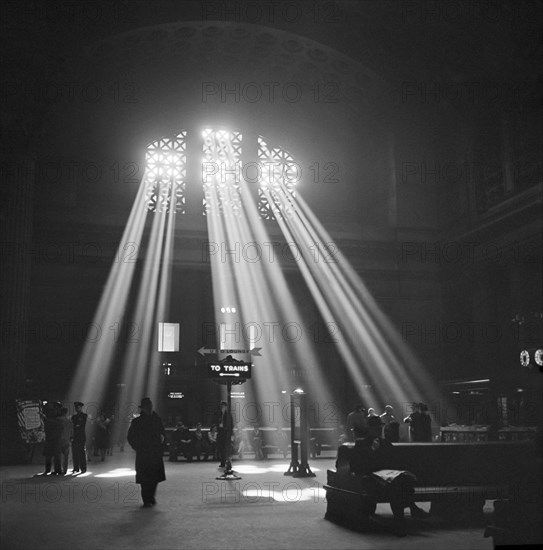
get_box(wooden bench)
[231,427,290,459]
[309,428,340,458]
[324,440,538,527]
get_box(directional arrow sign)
[198,347,262,357]
[208,362,252,379]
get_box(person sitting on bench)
[249,425,266,460]
[349,416,429,536]
[169,421,192,462]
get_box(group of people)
[126,396,434,533]
[42,401,88,475]
[125,398,241,506]
[167,401,235,467]
[344,402,432,443]
[169,418,285,463]
[340,401,434,535]
[43,394,434,532]
[168,421,217,462]
[233,423,286,460]
[348,414,430,536]
[42,400,128,475]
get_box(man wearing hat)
[71,402,87,473]
[127,397,166,507]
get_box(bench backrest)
[337,441,537,486]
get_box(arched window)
[144,132,187,214]
[202,129,243,216]
[143,129,297,218]
[257,135,298,221]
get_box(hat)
[74,401,84,407]
[139,397,152,408]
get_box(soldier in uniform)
[71,401,87,473]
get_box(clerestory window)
[143,129,297,218]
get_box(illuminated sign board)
[167,392,185,399]
[208,362,252,379]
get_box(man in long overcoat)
[127,397,166,507]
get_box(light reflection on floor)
[229,463,321,475]
[242,487,327,503]
[94,468,136,478]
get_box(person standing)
[216,401,233,468]
[417,403,432,442]
[403,402,432,442]
[58,407,72,474]
[207,424,218,460]
[95,412,111,462]
[380,405,400,443]
[346,404,368,441]
[71,401,87,473]
[127,397,166,507]
[249,424,265,460]
[43,402,63,475]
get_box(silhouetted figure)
[350,416,429,536]
[95,412,111,462]
[233,422,248,458]
[192,422,211,461]
[71,401,87,473]
[367,411,383,438]
[216,401,233,468]
[43,402,63,475]
[169,421,192,461]
[208,424,218,460]
[346,404,368,441]
[58,407,72,474]
[127,397,166,507]
[403,402,432,442]
[380,405,400,443]
[106,414,115,455]
[249,425,265,460]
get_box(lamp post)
[284,388,315,478]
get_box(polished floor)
[1,449,495,550]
